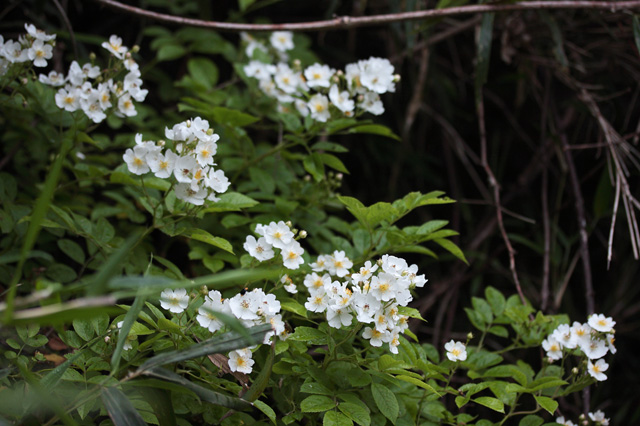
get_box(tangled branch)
[94,0,640,32]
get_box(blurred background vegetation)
[2,0,640,423]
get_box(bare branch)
[93,0,640,32]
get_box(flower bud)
[336,173,343,180]
[285,221,293,228]
[467,332,474,340]
[186,119,192,127]
[393,74,401,82]
[299,230,307,238]
[572,367,579,375]
[293,59,301,68]
[157,140,166,147]
[304,175,311,181]
[132,45,140,53]
[357,94,365,102]
[335,70,344,77]
[89,52,96,61]
[21,78,28,85]
[104,336,111,343]
[206,128,214,135]
[332,75,340,83]
[200,285,209,295]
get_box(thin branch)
[477,88,528,307]
[93,0,640,32]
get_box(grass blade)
[136,323,271,374]
[101,387,147,426]
[111,294,146,373]
[141,367,253,411]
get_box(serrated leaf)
[485,286,506,316]
[338,402,370,426]
[433,238,468,264]
[288,326,327,344]
[304,153,325,182]
[318,153,349,174]
[254,400,276,424]
[301,395,335,413]
[181,228,234,254]
[394,375,439,396]
[534,395,558,415]
[187,57,218,90]
[472,297,493,325]
[346,124,400,141]
[518,415,544,426]
[157,44,186,62]
[57,239,85,264]
[473,396,504,413]
[301,382,334,396]
[324,411,353,426]
[73,319,95,341]
[371,383,398,424]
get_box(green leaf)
[473,396,504,413]
[141,367,252,410]
[300,395,336,413]
[338,402,370,426]
[280,298,307,318]
[101,387,147,426]
[87,230,143,296]
[485,286,506,316]
[238,0,257,12]
[40,350,86,389]
[534,395,558,415]
[187,57,219,90]
[324,411,353,426]
[319,153,349,174]
[254,400,276,424]
[304,153,325,182]
[633,16,640,57]
[157,44,187,62]
[73,319,95,341]
[181,228,234,254]
[243,343,275,402]
[472,297,493,325]
[4,135,72,322]
[136,324,271,373]
[288,326,327,345]
[371,383,398,424]
[111,295,146,372]
[519,415,544,426]
[300,382,334,396]
[526,377,567,393]
[433,238,467,264]
[212,106,259,127]
[57,239,85,264]
[394,375,439,396]
[475,12,494,91]
[346,124,400,141]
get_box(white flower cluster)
[242,32,397,122]
[556,410,610,426]
[159,287,285,374]
[123,117,230,206]
[0,24,55,75]
[302,253,427,354]
[243,221,305,270]
[542,313,616,382]
[37,34,147,123]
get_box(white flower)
[205,169,229,194]
[274,63,303,94]
[369,273,397,302]
[228,348,254,374]
[327,307,353,328]
[244,236,275,261]
[542,336,563,361]
[310,255,330,272]
[123,146,150,175]
[25,23,56,41]
[263,221,294,249]
[270,31,294,52]
[444,340,467,362]
[588,410,609,425]
[569,322,592,348]
[587,314,615,333]
[173,155,198,183]
[555,416,576,426]
[159,288,189,314]
[579,338,608,360]
[2,40,28,63]
[362,327,389,347]
[82,63,101,79]
[351,261,378,284]
[304,63,334,88]
[605,333,616,354]
[587,359,609,381]
[174,182,208,206]
[102,35,128,59]
[281,241,305,270]
[329,85,355,115]
[294,98,309,116]
[328,250,352,277]
[55,87,81,112]
[244,60,276,80]
[117,93,137,117]
[305,291,329,313]
[38,71,64,86]
[551,324,577,349]
[147,150,177,179]
[304,272,331,294]
[228,293,260,320]
[197,290,227,333]
[359,57,396,94]
[27,39,53,67]
[360,91,385,115]
[308,94,331,122]
[116,321,134,351]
